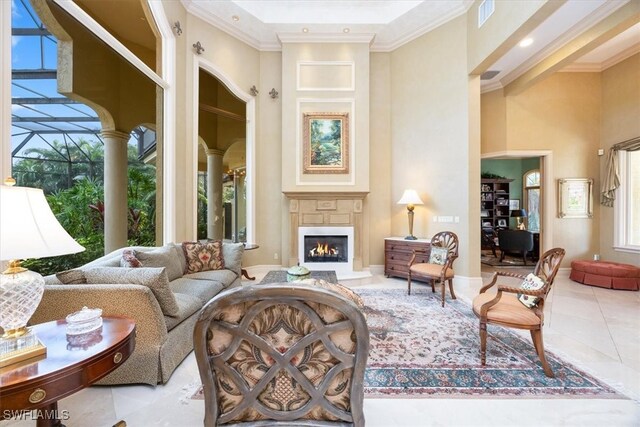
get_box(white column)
[205,148,224,240]
[102,130,130,253]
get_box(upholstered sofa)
[31,242,244,386]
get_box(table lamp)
[397,189,424,240]
[511,209,527,230]
[0,178,85,367]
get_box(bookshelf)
[481,178,513,230]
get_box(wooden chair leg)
[430,279,435,293]
[407,271,412,295]
[448,279,456,300]
[531,329,554,378]
[522,251,527,266]
[480,322,487,365]
[441,280,445,307]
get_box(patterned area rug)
[361,289,621,398]
[190,289,623,400]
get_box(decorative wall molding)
[297,61,355,91]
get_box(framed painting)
[303,112,349,174]
[558,178,593,218]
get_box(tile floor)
[4,267,640,427]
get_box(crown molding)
[601,43,640,70]
[500,0,629,86]
[561,43,640,72]
[370,1,472,52]
[278,32,375,45]
[480,80,504,94]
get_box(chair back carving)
[533,247,565,296]
[193,283,369,427]
[431,231,459,260]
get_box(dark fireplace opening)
[304,235,348,263]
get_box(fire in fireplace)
[304,235,348,263]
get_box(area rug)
[481,252,535,268]
[190,289,623,400]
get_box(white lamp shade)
[0,185,85,261]
[397,189,424,205]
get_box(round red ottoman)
[570,260,640,291]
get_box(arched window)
[524,170,540,232]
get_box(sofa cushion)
[56,269,87,284]
[169,277,225,304]
[120,249,142,268]
[184,269,238,287]
[84,267,180,317]
[134,245,184,281]
[222,242,244,278]
[164,293,202,331]
[182,241,225,274]
[172,243,188,276]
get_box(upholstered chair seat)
[472,292,541,327]
[409,263,454,279]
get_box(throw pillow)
[56,269,87,284]
[298,278,365,310]
[120,249,142,268]
[517,273,545,308]
[182,241,225,274]
[428,246,448,265]
[134,245,184,281]
[84,267,180,317]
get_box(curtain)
[601,136,640,207]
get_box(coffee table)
[0,316,135,427]
[260,270,338,284]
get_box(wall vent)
[478,0,495,28]
[481,70,500,80]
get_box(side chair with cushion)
[407,231,459,307]
[193,283,369,427]
[472,247,565,377]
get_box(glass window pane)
[628,151,640,246]
[527,188,540,232]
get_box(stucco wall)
[391,15,480,279]
[600,53,640,265]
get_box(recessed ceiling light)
[302,27,309,33]
[343,28,350,33]
[519,37,533,47]
[232,15,240,22]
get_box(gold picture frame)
[558,178,593,218]
[302,112,349,174]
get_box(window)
[524,170,540,232]
[615,150,640,252]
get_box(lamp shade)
[510,209,527,218]
[0,185,85,261]
[397,189,424,206]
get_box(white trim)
[368,264,385,276]
[192,57,256,245]
[480,80,504,94]
[278,33,375,45]
[295,98,356,186]
[298,226,355,275]
[614,150,640,253]
[52,0,166,89]
[561,44,640,73]
[453,275,484,289]
[1,0,11,181]
[296,61,355,92]
[148,1,176,244]
[482,150,553,252]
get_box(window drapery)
[601,136,640,207]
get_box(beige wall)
[480,88,506,153]
[483,73,602,266]
[600,53,640,265]
[391,15,480,278]
[368,53,392,266]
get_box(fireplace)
[298,226,354,273]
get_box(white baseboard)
[454,275,484,288]
[369,264,384,275]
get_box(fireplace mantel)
[284,191,368,271]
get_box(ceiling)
[182,0,639,91]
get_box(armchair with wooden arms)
[193,283,369,427]
[407,231,459,307]
[472,248,565,377]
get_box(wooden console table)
[0,317,135,427]
[384,237,431,281]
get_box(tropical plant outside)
[16,139,156,276]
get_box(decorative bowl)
[287,265,310,282]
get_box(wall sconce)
[172,21,182,36]
[397,189,424,240]
[193,41,204,55]
[249,85,259,96]
[269,88,279,99]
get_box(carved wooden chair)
[472,247,565,377]
[193,283,370,427]
[407,231,459,307]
